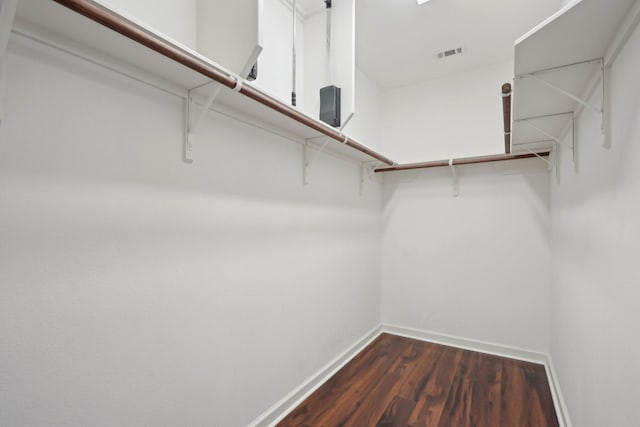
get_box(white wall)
[303,9,326,119]
[253,0,304,106]
[303,2,355,126]
[380,60,513,163]
[0,35,381,427]
[549,19,640,427]
[97,0,197,49]
[343,68,383,151]
[196,0,263,78]
[381,159,551,352]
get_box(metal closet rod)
[375,82,550,173]
[50,0,549,173]
[374,152,550,173]
[52,0,395,166]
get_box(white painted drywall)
[381,159,551,352]
[331,0,356,120]
[96,0,197,49]
[252,0,305,107]
[549,18,640,427]
[0,35,381,427]
[303,9,327,118]
[196,0,263,76]
[303,1,355,125]
[343,68,384,151]
[379,60,513,163]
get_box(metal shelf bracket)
[0,0,19,125]
[184,80,223,163]
[449,159,459,197]
[302,136,331,185]
[522,146,556,171]
[515,112,575,170]
[525,72,601,116]
[517,58,605,135]
[183,49,258,163]
[359,161,382,196]
[303,132,351,185]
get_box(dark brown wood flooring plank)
[500,359,559,427]
[436,350,480,427]
[340,341,427,427]
[468,353,503,427]
[277,334,410,427]
[375,396,415,427]
[276,334,396,427]
[407,346,464,426]
[523,363,560,427]
[311,336,412,427]
[501,358,528,426]
[396,343,443,402]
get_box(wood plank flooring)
[277,333,559,427]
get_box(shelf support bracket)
[183,44,259,163]
[0,0,19,126]
[522,146,556,171]
[359,161,382,196]
[519,59,605,136]
[519,118,565,147]
[524,72,602,116]
[516,112,575,171]
[184,80,224,163]
[449,159,459,198]
[302,137,331,186]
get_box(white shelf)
[16,0,209,89]
[511,0,636,153]
[12,0,386,165]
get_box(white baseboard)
[543,354,573,427]
[247,323,572,427]
[247,325,383,427]
[381,323,547,364]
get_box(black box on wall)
[320,85,341,128]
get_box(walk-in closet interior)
[1,0,639,426]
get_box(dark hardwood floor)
[277,333,559,427]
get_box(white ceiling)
[355,0,561,90]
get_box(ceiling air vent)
[437,47,463,59]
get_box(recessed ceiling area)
[356,0,561,90]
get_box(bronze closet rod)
[49,1,549,172]
[52,0,396,166]
[375,83,549,173]
[374,152,550,172]
[502,82,512,154]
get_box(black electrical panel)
[320,85,341,128]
